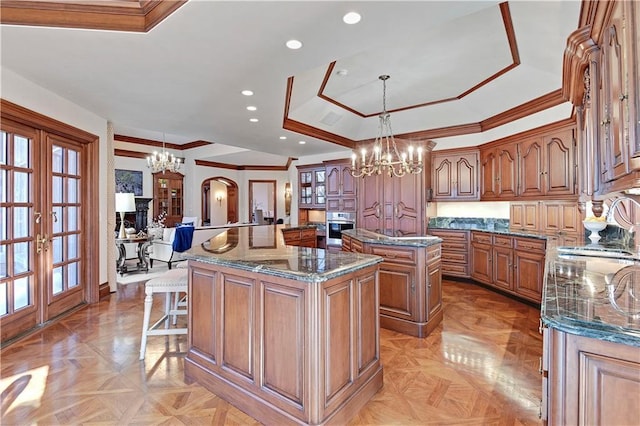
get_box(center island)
[180,224,384,425]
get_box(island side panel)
[185,260,383,426]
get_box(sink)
[557,246,639,260]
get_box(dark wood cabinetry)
[343,233,442,338]
[480,143,518,200]
[152,171,184,228]
[281,227,317,248]
[565,1,640,197]
[432,149,479,200]
[357,141,433,235]
[470,231,544,303]
[478,121,577,201]
[297,164,325,209]
[542,326,640,424]
[428,229,470,278]
[325,159,357,212]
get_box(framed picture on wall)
[115,169,143,196]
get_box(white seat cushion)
[145,269,188,289]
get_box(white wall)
[210,180,227,225]
[1,66,110,287]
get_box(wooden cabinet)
[471,231,544,303]
[480,142,518,200]
[281,227,317,248]
[565,1,640,197]
[511,200,582,237]
[358,170,426,235]
[477,121,577,201]
[357,141,433,235]
[428,229,470,278]
[347,234,443,338]
[519,127,576,198]
[513,237,545,302]
[432,149,479,200]
[297,164,325,209]
[325,159,356,212]
[542,326,640,425]
[152,171,184,228]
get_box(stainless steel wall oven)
[326,211,356,246]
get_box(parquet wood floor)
[1,279,543,425]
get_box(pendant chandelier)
[351,75,423,178]
[146,133,181,173]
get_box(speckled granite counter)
[542,246,640,347]
[342,228,442,247]
[181,224,381,282]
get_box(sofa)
[149,221,258,269]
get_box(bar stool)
[139,268,188,360]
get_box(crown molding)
[0,0,187,32]
[195,158,297,171]
[114,134,210,150]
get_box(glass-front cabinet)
[152,171,184,227]
[297,164,325,209]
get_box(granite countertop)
[343,228,442,247]
[542,245,640,347]
[181,224,381,282]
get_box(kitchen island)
[541,244,640,424]
[342,228,443,337]
[180,224,383,425]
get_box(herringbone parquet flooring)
[1,279,543,425]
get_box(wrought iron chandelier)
[146,133,181,173]
[351,75,423,178]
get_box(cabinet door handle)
[619,94,628,101]
[601,118,611,126]
[538,356,543,374]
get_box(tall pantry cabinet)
[357,140,435,235]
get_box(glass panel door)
[0,122,40,342]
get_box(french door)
[1,119,88,343]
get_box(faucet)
[606,197,640,252]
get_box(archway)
[201,177,238,225]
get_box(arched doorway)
[201,177,238,225]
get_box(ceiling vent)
[320,111,342,126]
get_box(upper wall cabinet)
[431,150,479,201]
[480,142,518,200]
[297,164,325,209]
[565,1,640,198]
[325,159,357,213]
[477,121,577,201]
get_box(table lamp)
[115,192,136,239]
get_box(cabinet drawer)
[427,244,441,260]
[471,232,492,245]
[370,245,417,263]
[441,241,468,251]
[300,228,317,239]
[351,239,364,253]
[493,235,513,248]
[514,237,546,252]
[443,252,468,264]
[430,229,469,243]
[441,263,468,276]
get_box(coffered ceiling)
[0,1,581,165]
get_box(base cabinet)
[429,229,470,278]
[346,237,443,337]
[542,327,640,425]
[470,231,545,303]
[281,227,317,247]
[185,260,383,426]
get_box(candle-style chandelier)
[351,75,423,178]
[147,133,181,173]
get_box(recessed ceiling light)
[336,69,348,76]
[249,118,259,123]
[299,140,306,145]
[343,12,361,24]
[246,106,257,111]
[286,39,303,50]
[241,90,253,96]
[279,136,287,140]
